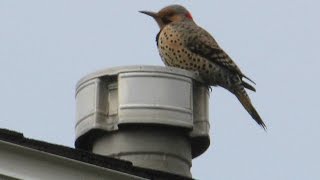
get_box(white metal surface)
[92,127,192,177]
[0,140,147,180]
[75,66,209,139]
[118,71,193,127]
[75,65,210,178]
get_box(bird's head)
[139,5,194,29]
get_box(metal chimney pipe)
[74,66,210,177]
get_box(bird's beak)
[139,10,158,19]
[139,10,164,29]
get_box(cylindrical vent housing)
[75,66,210,177]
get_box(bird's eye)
[162,17,172,24]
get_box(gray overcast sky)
[0,1,319,179]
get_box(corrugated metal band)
[119,72,192,83]
[76,111,109,127]
[119,104,192,114]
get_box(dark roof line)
[0,128,192,180]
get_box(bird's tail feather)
[234,87,266,130]
[242,81,256,92]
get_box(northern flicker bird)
[140,4,266,129]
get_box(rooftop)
[0,128,192,180]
